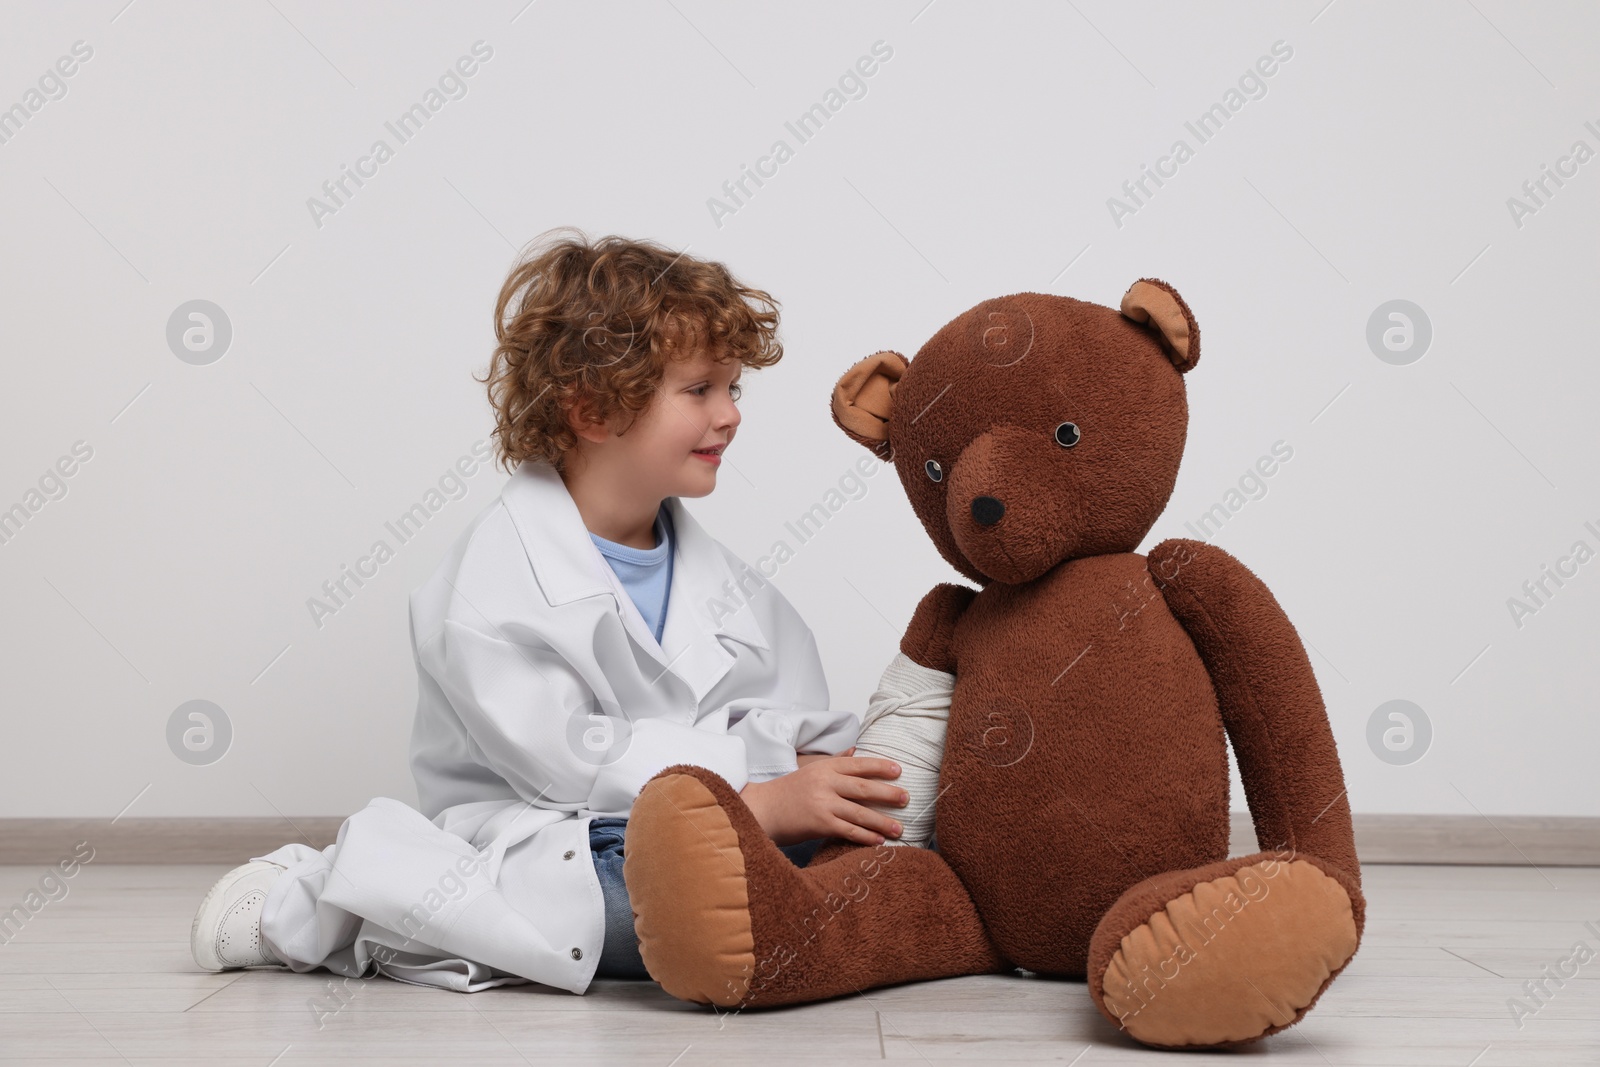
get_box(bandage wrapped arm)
[850,650,955,848]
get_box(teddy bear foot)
[624,763,1009,1010]
[1086,851,1360,1049]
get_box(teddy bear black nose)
[971,496,1005,526]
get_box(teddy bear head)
[830,279,1200,586]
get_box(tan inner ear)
[831,350,906,447]
[1121,281,1191,365]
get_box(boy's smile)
[656,345,740,483]
[560,343,743,549]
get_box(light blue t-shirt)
[588,503,675,644]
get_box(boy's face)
[599,345,742,500]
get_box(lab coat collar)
[500,459,771,700]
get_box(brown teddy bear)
[622,279,1365,1050]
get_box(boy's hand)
[795,745,854,768]
[740,748,908,846]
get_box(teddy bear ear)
[831,350,908,460]
[1120,278,1200,373]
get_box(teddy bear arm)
[1148,538,1361,891]
[899,582,977,674]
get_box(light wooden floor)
[1,863,1596,1064]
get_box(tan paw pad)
[625,773,757,1006]
[1099,859,1358,1047]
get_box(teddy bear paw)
[624,763,1009,1010]
[1088,851,1359,1048]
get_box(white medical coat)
[254,458,858,994]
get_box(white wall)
[1,1,1594,820]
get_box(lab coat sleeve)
[423,619,750,816]
[585,717,749,814]
[723,626,859,783]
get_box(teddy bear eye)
[925,459,944,482]
[1055,422,1081,449]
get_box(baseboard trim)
[0,818,346,865]
[1,813,1594,866]
[1229,813,1600,867]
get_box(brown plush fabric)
[626,280,1364,1050]
[1145,538,1362,885]
[900,582,979,672]
[625,764,1010,1010]
[934,550,1232,976]
[806,837,864,867]
[831,289,1193,588]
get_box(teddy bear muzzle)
[944,427,1084,585]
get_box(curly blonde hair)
[479,228,783,473]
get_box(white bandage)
[851,651,955,848]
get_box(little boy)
[190,231,910,994]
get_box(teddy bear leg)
[1086,850,1362,1049]
[808,836,868,865]
[624,764,1010,1010]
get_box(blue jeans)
[590,816,826,980]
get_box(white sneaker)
[191,860,287,971]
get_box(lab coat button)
[563,849,575,860]
[571,947,583,960]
